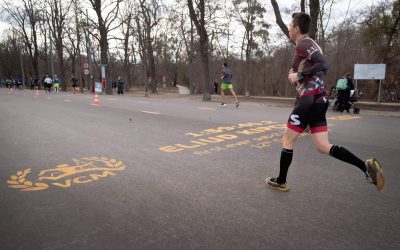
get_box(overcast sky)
[0,0,377,47]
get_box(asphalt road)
[1,88,400,250]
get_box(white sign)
[95,82,102,93]
[83,69,90,75]
[354,64,386,80]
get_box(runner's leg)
[230,89,238,103]
[312,132,367,173]
[221,88,225,104]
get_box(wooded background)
[1,0,399,101]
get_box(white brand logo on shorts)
[290,115,301,126]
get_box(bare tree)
[233,0,269,96]
[318,0,336,52]
[118,0,135,89]
[270,0,290,41]
[137,0,162,93]
[45,0,72,91]
[213,2,235,60]
[64,0,85,91]
[87,0,123,94]
[187,0,212,100]
[161,6,186,89]
[2,0,42,80]
[0,31,23,79]
[177,4,195,93]
[135,16,149,96]
[270,0,319,41]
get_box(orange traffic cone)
[35,89,40,97]
[92,93,100,106]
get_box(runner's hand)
[288,72,299,84]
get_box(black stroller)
[332,89,360,114]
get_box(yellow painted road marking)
[7,157,125,192]
[197,107,217,111]
[141,111,160,115]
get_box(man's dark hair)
[292,12,311,34]
[223,62,228,67]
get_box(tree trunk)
[199,33,211,100]
[56,40,65,91]
[187,0,211,100]
[99,25,111,94]
[309,0,320,40]
[147,31,157,93]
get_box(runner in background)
[220,62,239,108]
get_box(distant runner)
[220,62,239,108]
[44,75,52,93]
[53,75,60,93]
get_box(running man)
[266,12,384,192]
[44,75,52,93]
[71,76,78,94]
[53,75,60,93]
[220,62,239,107]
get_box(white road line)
[141,111,160,115]
[64,100,71,102]
[138,101,150,104]
[197,107,217,111]
[108,98,118,101]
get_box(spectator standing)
[34,78,39,89]
[111,79,117,93]
[29,77,34,90]
[117,76,124,95]
[214,79,219,94]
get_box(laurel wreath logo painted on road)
[7,157,126,192]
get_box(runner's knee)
[314,143,331,155]
[282,135,296,149]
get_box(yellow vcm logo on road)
[7,157,126,192]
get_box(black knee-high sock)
[277,148,293,184]
[329,145,366,172]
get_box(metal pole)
[378,79,382,103]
